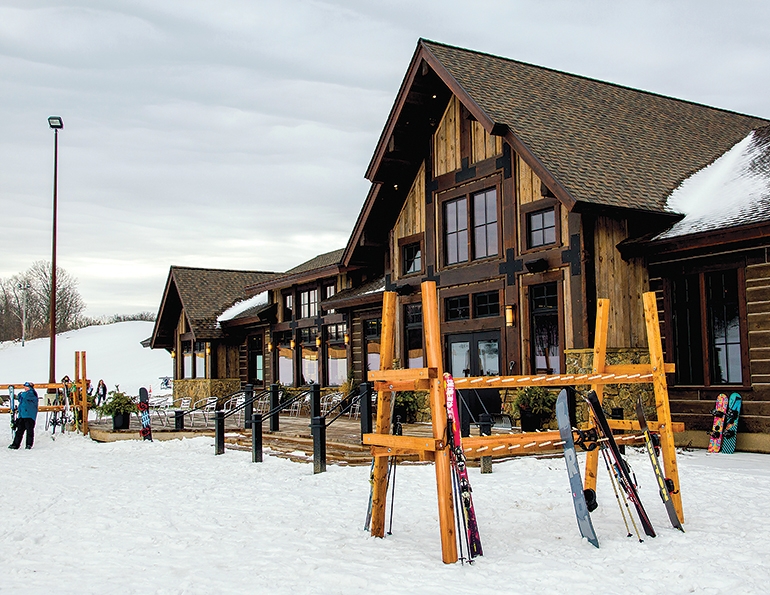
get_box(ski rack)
[0,351,90,435]
[363,281,684,564]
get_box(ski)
[555,389,599,547]
[635,398,684,532]
[721,393,742,454]
[585,390,656,538]
[444,373,482,560]
[9,385,16,436]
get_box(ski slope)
[0,322,171,395]
[0,432,768,594]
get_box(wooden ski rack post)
[363,285,684,563]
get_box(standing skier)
[95,379,108,406]
[9,382,39,450]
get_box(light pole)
[48,115,63,385]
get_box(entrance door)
[446,331,501,435]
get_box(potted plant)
[514,386,557,431]
[99,387,138,430]
[393,391,427,425]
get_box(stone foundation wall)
[173,378,241,406]
[565,348,656,424]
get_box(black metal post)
[359,382,372,438]
[252,413,263,463]
[310,383,321,418]
[215,410,225,455]
[244,384,254,429]
[311,415,326,474]
[480,413,493,474]
[269,383,280,432]
[174,409,185,431]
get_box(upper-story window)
[444,188,498,266]
[283,293,293,321]
[403,242,422,275]
[527,208,556,249]
[324,284,336,314]
[299,288,319,319]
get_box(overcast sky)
[2,0,770,317]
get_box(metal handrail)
[262,387,311,422]
[324,388,361,427]
[222,388,268,420]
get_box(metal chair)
[190,397,218,427]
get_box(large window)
[404,303,424,368]
[473,189,498,259]
[530,282,561,374]
[299,327,319,384]
[473,291,500,318]
[283,293,293,321]
[325,323,347,386]
[300,289,319,319]
[364,318,382,373]
[445,295,470,321]
[444,188,498,266]
[182,341,192,379]
[670,268,744,386]
[276,332,294,386]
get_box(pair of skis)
[558,389,683,546]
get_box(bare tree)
[0,261,86,341]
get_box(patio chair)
[149,396,171,426]
[189,397,218,427]
[321,392,342,416]
[224,394,246,426]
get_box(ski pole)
[600,445,633,538]
[387,457,397,535]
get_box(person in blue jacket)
[9,382,39,450]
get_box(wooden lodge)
[150,39,770,450]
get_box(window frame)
[399,233,424,277]
[520,198,561,254]
[664,265,749,388]
[438,177,502,270]
[299,287,319,319]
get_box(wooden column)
[369,291,397,538]
[421,280,457,564]
[584,298,609,492]
[80,351,88,435]
[643,291,684,521]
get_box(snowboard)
[444,372,483,560]
[9,385,16,435]
[138,387,153,441]
[635,398,684,532]
[707,393,729,453]
[720,392,742,454]
[585,391,656,538]
[556,389,599,547]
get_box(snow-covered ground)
[0,322,172,395]
[1,428,768,595]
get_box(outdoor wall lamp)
[505,305,516,327]
[344,333,350,345]
[525,258,548,274]
[315,336,322,347]
[290,339,296,349]
[171,349,176,359]
[267,342,273,352]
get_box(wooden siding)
[470,120,502,164]
[516,155,541,205]
[593,216,649,348]
[391,162,426,280]
[433,96,462,176]
[747,262,770,388]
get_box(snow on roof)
[217,291,269,324]
[655,128,770,239]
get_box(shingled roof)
[150,266,279,348]
[245,248,345,293]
